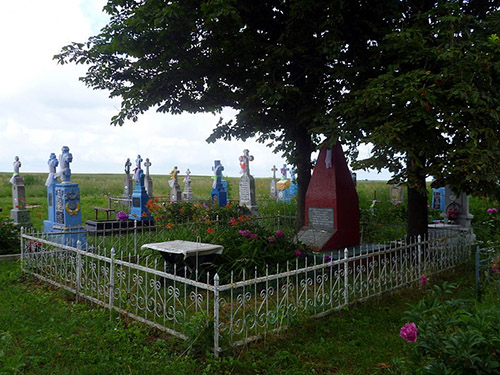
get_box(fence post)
[20,226,24,270]
[134,220,138,256]
[475,246,481,299]
[417,235,422,277]
[76,240,82,301]
[109,247,116,313]
[213,273,220,359]
[344,248,349,306]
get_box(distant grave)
[211,160,227,207]
[9,156,31,226]
[238,149,258,215]
[297,142,360,251]
[270,165,278,199]
[43,146,86,246]
[390,184,404,203]
[182,169,194,202]
[169,166,182,202]
[129,155,153,221]
[123,158,133,200]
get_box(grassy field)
[0,171,408,229]
[0,259,483,375]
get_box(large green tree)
[55,0,400,228]
[337,0,500,237]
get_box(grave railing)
[20,226,472,358]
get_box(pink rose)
[400,323,418,343]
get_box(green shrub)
[0,219,20,255]
[391,282,500,374]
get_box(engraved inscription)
[239,183,250,203]
[308,207,334,229]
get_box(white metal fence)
[21,227,472,357]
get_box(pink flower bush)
[419,274,428,288]
[394,201,402,206]
[275,230,284,239]
[238,230,252,238]
[294,249,303,257]
[487,208,498,214]
[400,322,418,342]
[268,236,275,243]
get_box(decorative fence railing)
[21,227,472,357]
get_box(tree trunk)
[294,128,313,230]
[407,154,428,239]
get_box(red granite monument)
[297,141,360,250]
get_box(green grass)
[0,258,484,374]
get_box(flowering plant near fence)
[0,219,21,255]
[393,282,500,374]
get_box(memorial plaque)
[239,184,250,202]
[56,211,64,224]
[308,207,334,229]
[133,197,140,207]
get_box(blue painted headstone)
[211,160,227,207]
[43,147,86,247]
[129,158,152,221]
[288,167,298,197]
[432,187,446,212]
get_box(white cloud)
[0,0,390,181]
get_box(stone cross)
[45,153,59,187]
[271,165,277,179]
[184,169,191,183]
[134,155,143,181]
[170,166,179,182]
[58,146,73,183]
[135,155,143,170]
[124,158,132,175]
[239,149,254,176]
[144,158,151,176]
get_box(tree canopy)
[55,0,399,227]
[335,0,500,236]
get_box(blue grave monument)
[129,155,153,221]
[211,160,227,207]
[277,164,297,202]
[43,147,86,247]
[432,187,446,212]
[288,167,298,197]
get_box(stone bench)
[90,206,115,220]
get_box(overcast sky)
[0,0,391,180]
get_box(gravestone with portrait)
[128,155,153,221]
[9,156,31,226]
[123,158,134,200]
[297,142,360,251]
[211,160,227,207]
[144,158,153,198]
[390,184,404,203]
[43,146,86,247]
[238,149,258,215]
[182,169,194,202]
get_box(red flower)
[207,228,214,234]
